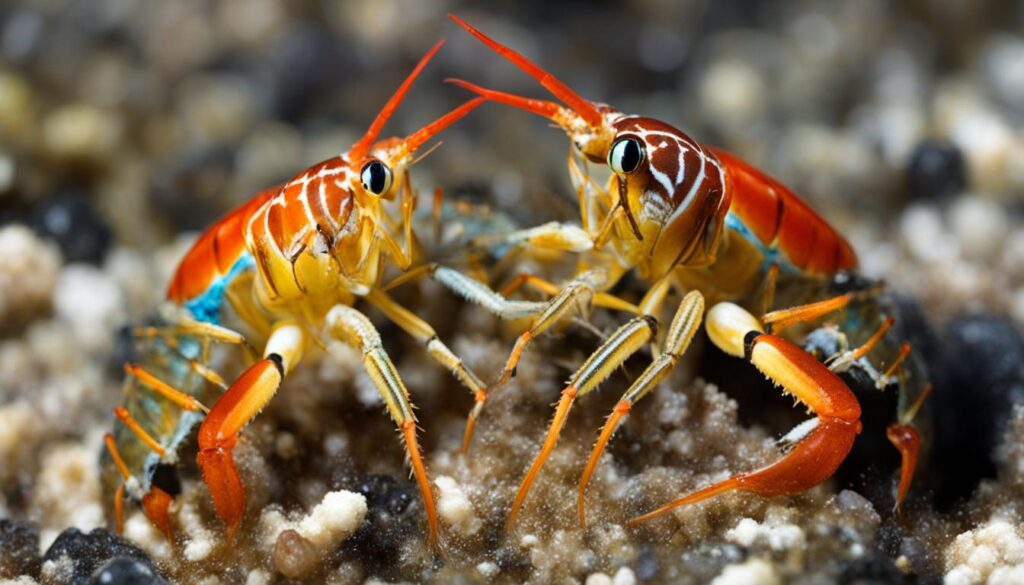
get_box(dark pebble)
[30,191,112,264]
[42,528,157,585]
[334,474,422,580]
[633,548,661,582]
[932,312,1024,507]
[0,518,41,578]
[493,545,531,577]
[264,23,352,122]
[89,557,169,585]
[836,551,908,585]
[149,145,238,232]
[906,140,968,200]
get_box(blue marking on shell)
[184,254,256,324]
[724,211,798,274]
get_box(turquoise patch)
[184,254,255,324]
[724,212,798,274]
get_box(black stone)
[149,145,238,232]
[932,312,1024,508]
[264,23,353,122]
[633,548,661,582]
[906,141,968,200]
[836,552,908,585]
[334,474,423,580]
[30,191,112,264]
[42,528,156,585]
[0,519,41,578]
[89,557,169,585]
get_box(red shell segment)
[166,186,279,303]
[713,148,857,274]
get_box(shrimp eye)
[608,137,644,175]
[360,160,393,195]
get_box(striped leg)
[323,305,440,550]
[492,269,607,388]
[508,314,658,529]
[576,291,704,527]
[362,287,489,454]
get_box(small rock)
[41,529,155,585]
[89,557,169,585]
[906,140,968,200]
[948,197,1009,261]
[273,530,317,580]
[633,548,660,582]
[0,519,41,578]
[935,313,1024,506]
[30,194,112,265]
[836,552,907,585]
[710,558,780,585]
[52,265,124,353]
[42,104,123,164]
[338,474,422,579]
[0,225,61,328]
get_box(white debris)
[948,196,1009,260]
[726,517,806,552]
[177,499,218,562]
[435,475,479,536]
[900,205,959,264]
[39,555,75,584]
[0,402,38,483]
[476,561,499,578]
[53,264,125,353]
[585,573,612,585]
[945,518,1024,585]
[123,512,173,562]
[0,225,60,323]
[710,558,781,585]
[33,443,103,550]
[520,534,539,548]
[183,531,218,563]
[612,567,637,585]
[259,490,366,555]
[296,490,366,551]
[245,569,271,585]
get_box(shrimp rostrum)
[430,16,931,529]
[102,41,487,548]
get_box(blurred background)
[0,0,1021,250]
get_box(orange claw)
[197,446,245,539]
[628,334,861,526]
[197,357,283,537]
[142,487,175,542]
[886,423,921,511]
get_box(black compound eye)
[608,137,645,175]
[360,160,393,195]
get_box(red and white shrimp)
[102,41,487,548]
[413,15,932,529]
